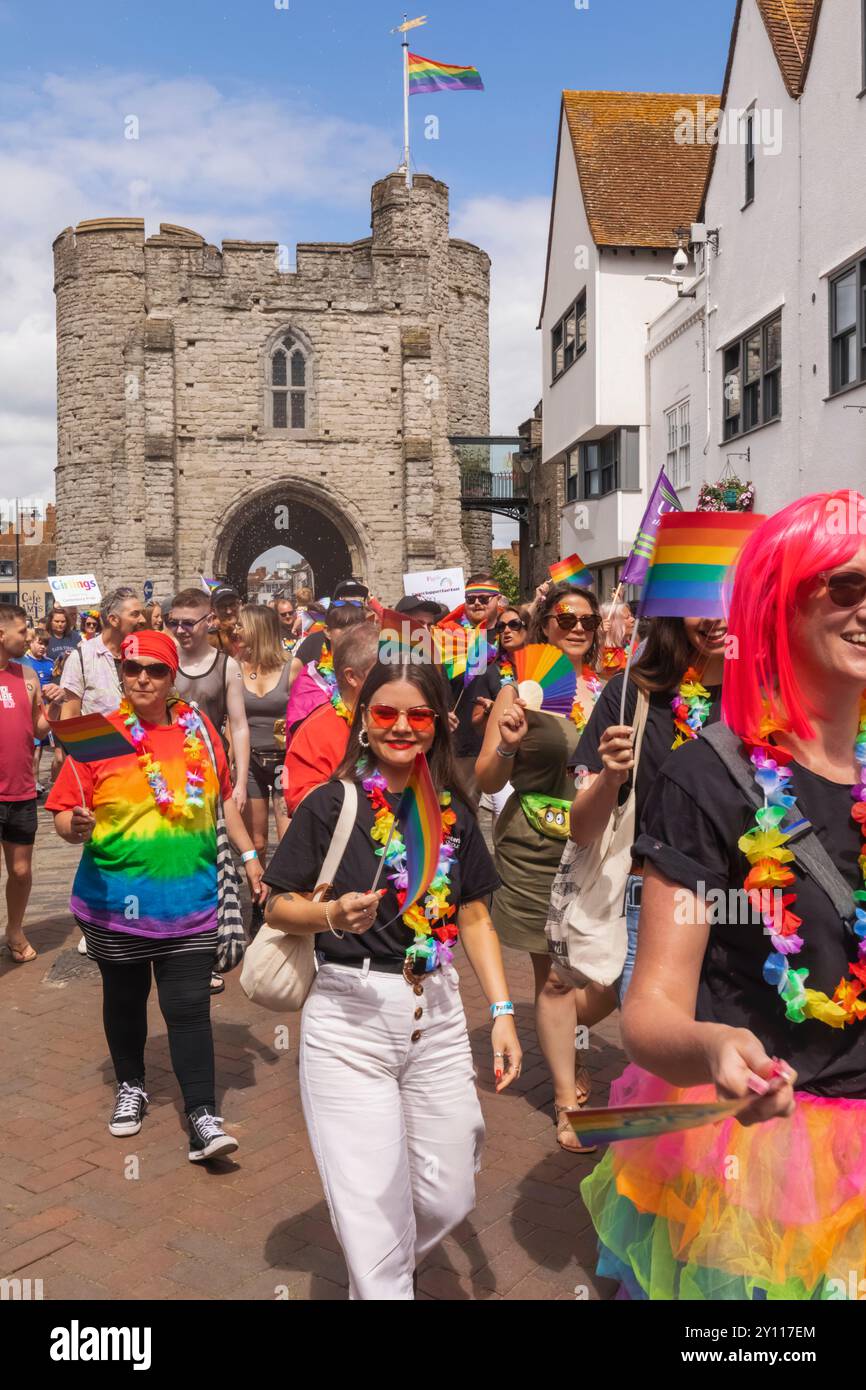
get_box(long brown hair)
[335,660,474,808]
[237,604,286,674]
[530,583,602,665]
[630,617,703,694]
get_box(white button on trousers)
[299,962,485,1300]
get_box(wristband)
[495,744,517,760]
[324,901,344,939]
[490,1001,514,1019]
[240,849,259,864]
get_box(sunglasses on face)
[122,660,172,680]
[496,619,525,635]
[367,704,438,732]
[550,610,601,634]
[466,589,499,603]
[166,615,208,632]
[820,570,866,608]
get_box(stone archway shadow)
[206,479,372,598]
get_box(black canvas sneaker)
[187,1107,239,1162]
[109,1081,148,1136]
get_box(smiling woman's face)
[789,542,866,691]
[362,678,437,775]
[683,617,728,663]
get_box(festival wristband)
[490,1001,515,1019]
[240,849,259,864]
[496,744,517,759]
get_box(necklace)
[119,699,208,818]
[571,665,603,732]
[316,647,335,688]
[331,688,352,723]
[363,768,458,971]
[741,697,866,1028]
[671,667,713,749]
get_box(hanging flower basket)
[696,475,755,513]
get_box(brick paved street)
[0,804,625,1301]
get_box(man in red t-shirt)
[0,605,57,962]
[283,623,378,814]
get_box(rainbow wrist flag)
[549,553,593,589]
[49,713,134,764]
[397,753,443,912]
[639,511,764,618]
[408,52,484,95]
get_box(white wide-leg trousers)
[299,962,485,1300]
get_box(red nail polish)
[495,1069,502,1081]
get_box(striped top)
[46,708,233,939]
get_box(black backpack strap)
[701,722,857,930]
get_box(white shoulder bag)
[545,688,650,989]
[240,779,359,1012]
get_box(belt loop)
[361,958,371,979]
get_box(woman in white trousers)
[264,659,522,1299]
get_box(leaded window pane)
[273,392,287,428]
[290,392,305,428]
[271,350,287,386]
[290,350,306,387]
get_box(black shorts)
[0,798,38,846]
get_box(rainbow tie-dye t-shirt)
[46,710,233,938]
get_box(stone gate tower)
[53,173,491,598]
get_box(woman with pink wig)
[582,491,866,1299]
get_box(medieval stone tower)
[52,173,491,598]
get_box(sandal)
[210,973,225,994]
[554,1103,597,1155]
[6,940,37,963]
[574,1064,592,1108]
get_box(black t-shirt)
[263,778,500,966]
[576,671,723,841]
[634,736,866,1098]
[295,631,328,666]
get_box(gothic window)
[269,332,309,430]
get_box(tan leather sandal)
[554,1103,597,1155]
[575,1064,592,1108]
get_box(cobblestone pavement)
[0,805,625,1301]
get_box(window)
[268,331,310,429]
[580,431,619,500]
[551,292,587,383]
[0,560,13,577]
[565,448,580,503]
[829,260,866,394]
[664,400,690,489]
[744,110,755,205]
[722,313,782,440]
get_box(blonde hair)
[238,604,286,673]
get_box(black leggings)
[98,952,214,1113]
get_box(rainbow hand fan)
[563,1099,743,1146]
[512,644,577,718]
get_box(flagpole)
[402,21,411,187]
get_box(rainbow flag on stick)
[621,467,682,588]
[639,511,764,618]
[49,714,134,765]
[549,553,593,589]
[396,753,443,912]
[408,52,484,95]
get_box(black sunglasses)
[166,615,208,631]
[496,619,525,635]
[550,610,602,634]
[820,570,866,609]
[122,660,172,680]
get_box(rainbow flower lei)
[119,699,208,819]
[317,646,352,723]
[671,667,713,749]
[363,767,458,971]
[601,644,630,674]
[740,698,866,1029]
[572,666,603,732]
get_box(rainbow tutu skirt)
[580,1064,866,1300]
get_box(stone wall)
[53,175,491,600]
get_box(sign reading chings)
[403,566,465,612]
[48,574,102,607]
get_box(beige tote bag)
[545,688,650,989]
[240,780,359,1012]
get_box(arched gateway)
[52,173,492,600]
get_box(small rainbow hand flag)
[49,713,134,764]
[408,52,484,95]
[396,753,443,912]
[549,553,593,589]
[640,511,765,618]
[563,1098,743,1146]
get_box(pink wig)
[722,490,866,741]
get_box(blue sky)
[1,0,737,531]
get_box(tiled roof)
[561,92,718,249]
[755,0,822,97]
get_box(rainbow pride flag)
[49,714,134,765]
[408,52,484,95]
[639,511,764,618]
[563,1099,742,1146]
[549,553,593,589]
[396,753,443,912]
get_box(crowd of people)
[1,488,865,1301]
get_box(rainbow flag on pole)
[549,553,593,589]
[620,468,682,588]
[49,713,134,764]
[408,52,484,94]
[396,753,443,912]
[639,511,764,618]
